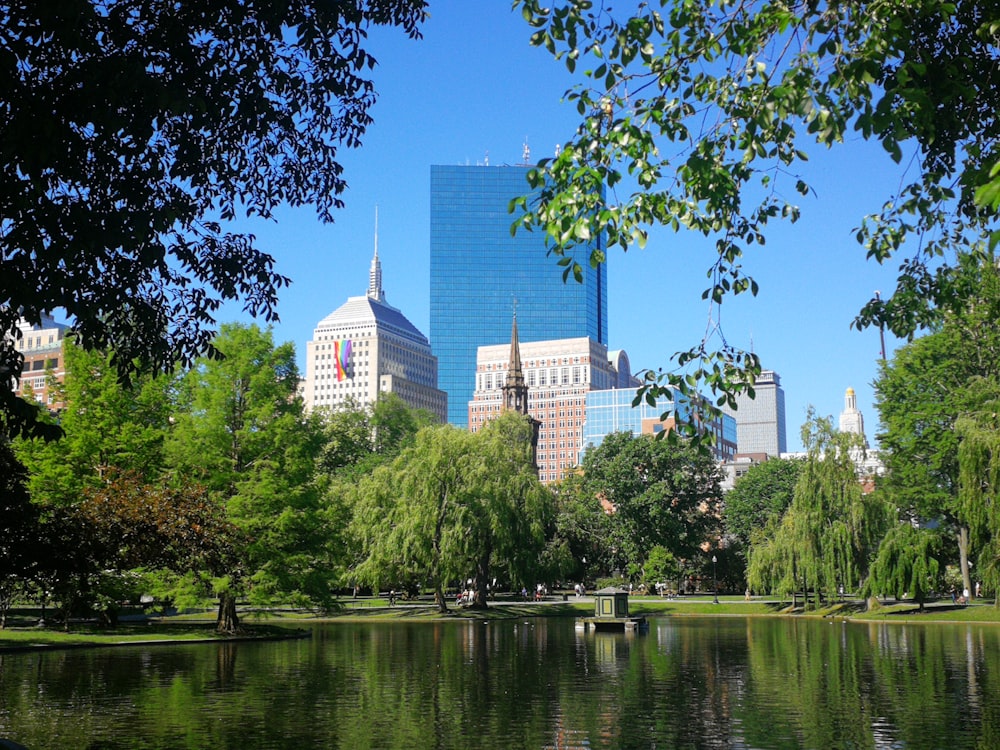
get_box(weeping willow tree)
[748,413,893,609]
[956,386,1000,603]
[865,523,943,611]
[350,413,553,613]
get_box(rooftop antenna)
[368,205,384,302]
[484,150,489,167]
[522,138,530,165]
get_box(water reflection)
[1,617,998,749]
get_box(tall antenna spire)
[368,205,384,302]
[522,138,530,165]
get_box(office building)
[581,387,737,463]
[720,369,787,456]
[15,314,69,411]
[469,335,629,484]
[430,163,608,426]
[304,233,447,421]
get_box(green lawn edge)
[3,596,999,651]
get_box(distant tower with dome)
[838,387,867,446]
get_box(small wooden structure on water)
[577,587,647,632]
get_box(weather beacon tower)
[429,162,608,427]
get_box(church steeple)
[499,305,540,474]
[367,206,384,302]
[502,308,528,415]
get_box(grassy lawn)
[3,595,998,651]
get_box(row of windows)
[24,358,60,372]
[482,355,588,371]
[477,367,589,390]
[17,334,60,350]
[314,325,374,338]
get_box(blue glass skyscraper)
[430,164,608,426]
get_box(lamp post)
[712,554,719,604]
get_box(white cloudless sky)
[228,2,913,451]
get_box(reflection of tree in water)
[6,620,1000,748]
[742,618,1000,750]
[213,643,238,691]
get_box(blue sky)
[229,2,911,452]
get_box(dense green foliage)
[1,0,427,442]
[724,459,801,545]
[167,324,328,629]
[513,0,998,422]
[352,412,554,612]
[875,253,1000,598]
[574,431,723,579]
[747,414,893,606]
[865,523,943,610]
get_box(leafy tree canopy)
[579,431,723,570]
[724,457,802,548]
[513,0,998,413]
[0,0,427,440]
[167,323,329,626]
[14,338,173,507]
[318,393,437,479]
[747,413,892,605]
[352,413,552,611]
[875,252,1000,593]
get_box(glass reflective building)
[430,164,608,426]
[581,388,738,462]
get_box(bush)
[594,576,626,591]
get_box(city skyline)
[196,4,901,451]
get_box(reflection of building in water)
[543,716,593,750]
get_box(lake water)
[2,615,999,749]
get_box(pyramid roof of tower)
[316,295,428,345]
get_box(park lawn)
[0,620,306,650]
[3,597,998,651]
[851,601,1000,623]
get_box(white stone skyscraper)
[303,216,447,421]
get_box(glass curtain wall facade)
[581,388,738,462]
[430,164,608,426]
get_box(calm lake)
[1,615,998,749]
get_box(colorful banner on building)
[333,339,352,382]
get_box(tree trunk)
[433,584,449,614]
[471,548,491,610]
[216,591,240,634]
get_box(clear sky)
[228,2,911,452]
